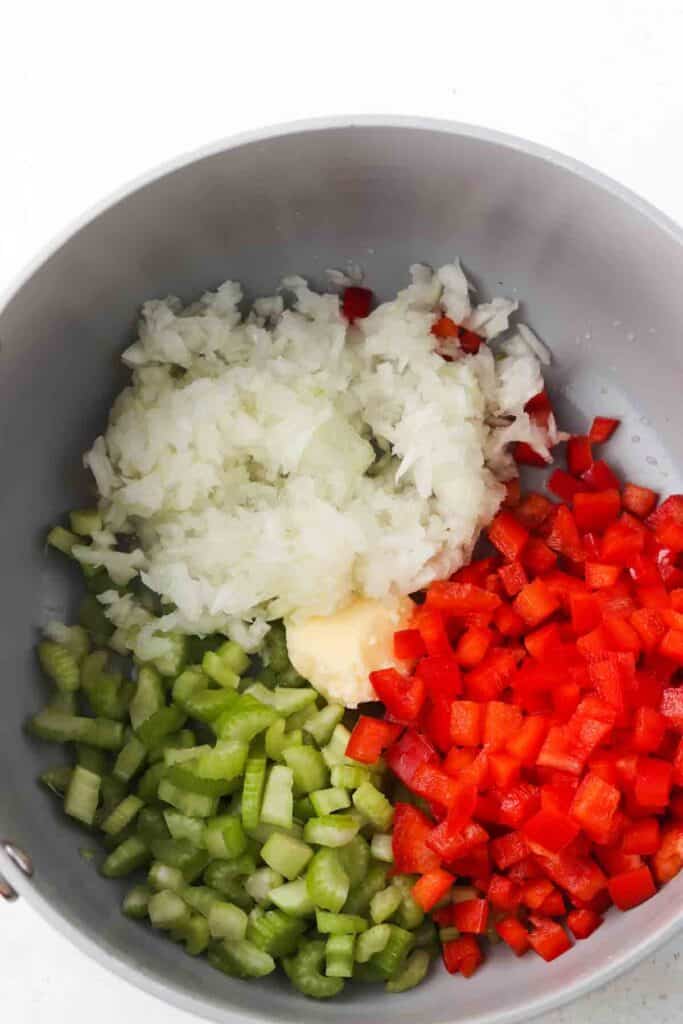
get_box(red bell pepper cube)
[537,725,585,775]
[453,898,489,934]
[391,803,441,874]
[393,628,426,660]
[602,614,642,654]
[488,511,530,562]
[442,935,484,977]
[369,668,426,723]
[622,817,661,856]
[527,918,572,961]
[567,908,603,939]
[483,701,523,751]
[465,648,520,702]
[495,916,530,955]
[495,603,527,637]
[574,489,621,531]
[570,773,621,838]
[516,492,554,529]
[341,285,373,322]
[538,849,607,903]
[415,607,452,657]
[426,581,501,615]
[589,416,620,444]
[431,314,459,339]
[652,824,683,883]
[526,389,554,426]
[514,441,548,467]
[522,537,558,575]
[570,592,602,635]
[451,748,489,789]
[514,578,560,628]
[385,728,437,786]
[455,626,493,667]
[623,483,658,519]
[660,687,683,730]
[630,608,666,653]
[648,496,683,551]
[496,782,540,827]
[581,460,621,492]
[524,621,561,659]
[443,746,475,775]
[428,819,488,862]
[660,628,683,663]
[607,865,656,910]
[548,468,589,502]
[601,520,645,565]
[488,752,521,789]
[345,716,401,764]
[506,715,549,765]
[538,888,566,918]
[584,562,621,589]
[414,656,462,702]
[490,830,529,870]
[553,682,581,720]
[587,652,635,713]
[567,435,593,476]
[411,761,467,811]
[633,757,673,809]
[449,700,483,747]
[487,874,522,911]
[521,878,555,910]
[411,868,454,911]
[498,559,529,597]
[632,706,667,753]
[546,505,585,562]
[523,808,580,855]
[674,737,683,786]
[422,694,455,753]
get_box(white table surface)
[2,1,682,1021]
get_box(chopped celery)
[303,814,360,848]
[47,525,78,556]
[148,862,185,893]
[260,833,313,880]
[326,933,355,978]
[208,938,275,979]
[330,764,371,790]
[78,595,114,645]
[269,878,315,917]
[315,910,368,934]
[343,863,388,916]
[64,765,101,826]
[204,815,247,860]
[303,704,344,746]
[306,848,349,913]
[208,900,248,940]
[282,745,329,795]
[439,926,461,942]
[182,885,221,916]
[216,695,279,742]
[412,919,438,949]
[368,925,413,979]
[337,834,371,889]
[137,706,187,747]
[149,838,209,882]
[135,806,171,844]
[264,718,302,762]
[247,907,305,957]
[128,663,165,730]
[148,889,190,930]
[355,923,391,963]
[147,729,196,763]
[163,744,211,767]
[28,709,123,749]
[396,890,424,931]
[76,743,108,775]
[38,641,80,692]
[370,884,402,925]
[112,736,147,783]
[283,940,343,999]
[353,781,394,831]
[171,666,207,709]
[285,702,319,732]
[370,833,394,863]
[245,867,283,905]
[182,688,239,722]
[101,835,150,878]
[260,765,294,829]
[165,764,237,798]
[241,741,266,830]
[101,794,144,836]
[136,762,167,803]
[157,779,217,818]
[70,508,102,536]
[183,913,210,955]
[99,774,127,817]
[245,684,317,717]
[310,787,350,816]
[293,796,315,820]
[321,724,352,768]
[215,639,250,675]
[204,865,255,908]
[122,884,151,920]
[195,738,248,781]
[40,765,73,796]
[47,690,78,715]
[202,650,239,689]
[385,949,431,993]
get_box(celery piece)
[303,815,360,848]
[315,910,368,934]
[148,889,190,931]
[208,900,248,940]
[99,774,127,817]
[78,595,114,645]
[46,624,90,663]
[282,745,329,796]
[122,884,151,920]
[216,695,279,743]
[129,665,164,731]
[343,863,388,916]
[163,809,206,848]
[137,706,187,747]
[148,862,185,893]
[355,923,391,963]
[82,717,124,750]
[204,866,254,909]
[303,704,344,746]
[204,815,247,860]
[135,762,167,803]
[40,765,73,796]
[152,633,187,678]
[163,744,211,767]
[182,688,239,722]
[101,835,150,878]
[112,736,147,784]
[101,794,144,836]
[396,891,424,931]
[46,690,79,715]
[47,525,78,556]
[306,848,349,913]
[283,940,344,999]
[269,877,315,918]
[368,925,413,979]
[181,885,221,917]
[69,508,101,536]
[325,933,355,978]
[337,834,371,889]
[370,834,394,863]
[264,719,303,762]
[183,913,210,955]
[148,730,196,764]
[353,781,394,832]
[64,765,101,826]
[215,639,250,675]
[149,838,209,882]
[261,832,313,881]
[135,805,171,844]
[164,765,237,798]
[245,684,317,717]
[38,641,80,692]
[157,778,217,818]
[370,884,402,925]
[293,796,315,821]
[202,651,239,690]
[244,867,283,905]
[285,703,319,732]
[260,765,294,829]
[171,667,207,709]
[247,906,306,957]
[195,738,248,781]
[241,742,267,831]
[412,920,438,949]
[385,949,431,993]
[208,938,275,979]
[310,787,350,816]
[76,743,108,775]
[321,724,353,768]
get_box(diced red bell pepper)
[660,687,683,730]
[345,716,401,764]
[623,483,658,519]
[632,706,667,753]
[567,908,603,939]
[453,898,489,934]
[538,888,566,918]
[450,700,483,747]
[521,878,555,910]
[442,935,484,977]
[522,537,558,576]
[569,773,621,840]
[514,442,549,467]
[411,868,455,911]
[488,831,528,873]
[652,823,683,883]
[607,864,656,910]
[581,460,621,492]
[660,628,683,663]
[415,656,462,699]
[567,436,593,476]
[589,417,620,444]
[546,505,585,562]
[574,489,621,531]
[537,726,585,775]
[369,668,426,723]
[443,746,475,776]
[526,390,554,428]
[393,628,427,660]
[648,496,683,551]
[495,603,527,637]
[385,728,437,786]
[496,916,530,955]
[538,849,607,903]
[633,757,673,809]
[488,752,521,789]
[455,626,493,667]
[514,578,560,628]
[498,559,529,597]
[483,701,523,751]
[516,492,554,530]
[496,781,540,827]
[422,694,456,753]
[426,581,502,615]
[601,522,645,567]
[523,809,580,855]
[524,621,561,659]
[415,608,452,657]
[630,608,666,653]
[487,874,522,911]
[489,512,530,562]
[674,737,683,786]
[622,817,660,855]
[428,819,488,862]
[602,614,642,654]
[548,468,589,502]
[452,748,490,789]
[506,715,549,765]
[584,562,621,589]
[342,285,373,322]
[431,315,459,339]
[570,592,602,634]
[411,761,467,811]
[465,648,520,702]
[527,918,572,961]
[391,803,441,873]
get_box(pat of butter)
[285,595,414,708]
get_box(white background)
[2,1,682,1021]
